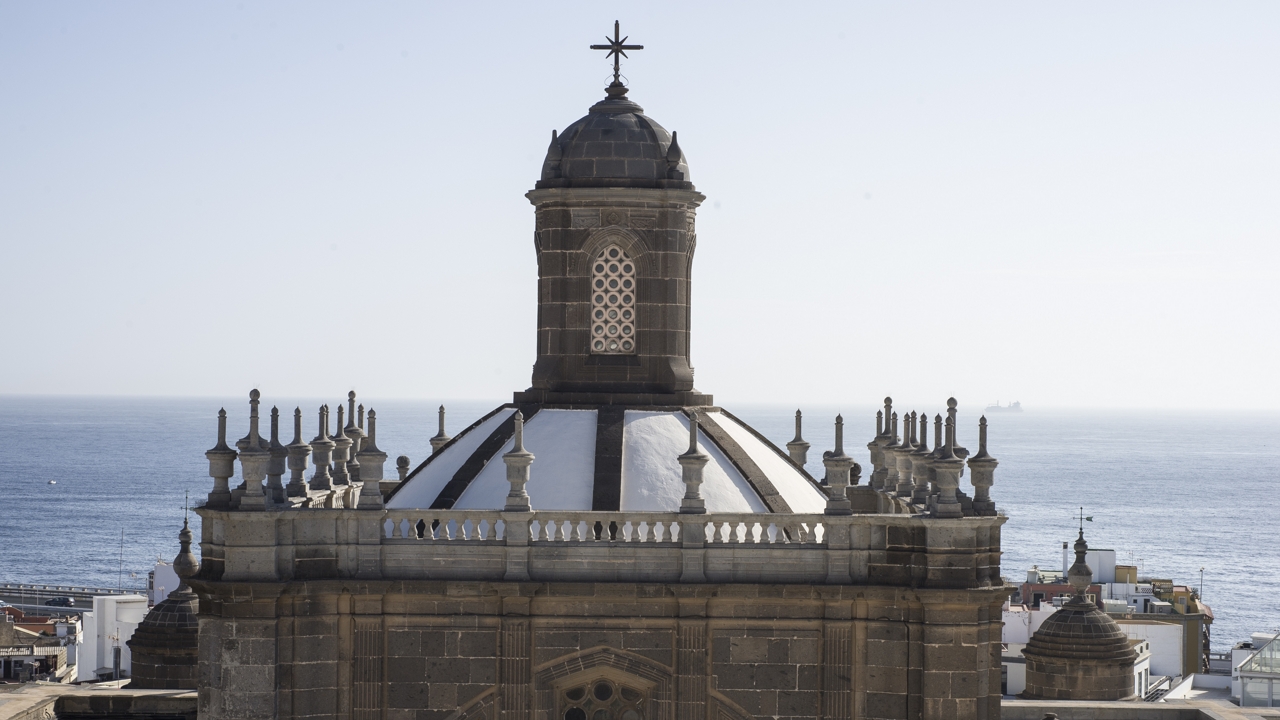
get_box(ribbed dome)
[535,87,692,190]
[125,589,199,689]
[1023,596,1138,664]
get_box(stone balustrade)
[195,506,1004,590]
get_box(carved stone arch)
[572,228,654,276]
[708,690,756,720]
[534,645,674,720]
[448,687,497,720]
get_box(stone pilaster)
[499,614,532,720]
[676,600,707,720]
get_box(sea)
[0,395,1275,652]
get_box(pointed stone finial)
[266,406,287,504]
[678,412,710,514]
[875,410,883,437]
[931,413,964,518]
[909,412,933,505]
[541,130,563,181]
[906,411,917,448]
[309,405,336,492]
[396,455,411,481]
[205,409,237,508]
[356,408,387,509]
[331,404,351,488]
[236,391,270,510]
[868,406,893,491]
[346,392,358,433]
[213,409,230,451]
[502,411,535,512]
[665,131,685,181]
[285,407,311,498]
[431,405,452,454]
[824,414,854,515]
[883,397,893,435]
[358,404,365,431]
[786,410,810,467]
[968,417,998,516]
[932,414,943,457]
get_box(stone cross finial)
[172,518,200,592]
[786,409,810,467]
[237,390,270,510]
[967,416,998,516]
[431,405,452,454]
[205,409,237,508]
[678,413,710,514]
[266,406,287,504]
[590,20,643,87]
[503,411,535,512]
[1067,522,1093,597]
[285,407,311,497]
[823,415,855,515]
[356,409,388,509]
[396,455,411,481]
[309,405,336,493]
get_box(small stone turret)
[205,409,236,508]
[1023,524,1138,700]
[126,520,200,689]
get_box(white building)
[76,594,147,682]
[149,560,179,605]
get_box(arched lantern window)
[590,246,636,354]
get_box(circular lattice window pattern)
[561,679,645,720]
[590,246,636,354]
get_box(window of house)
[590,246,636,354]
[561,679,645,720]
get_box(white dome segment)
[385,407,515,509]
[385,405,829,513]
[620,411,767,513]
[453,409,598,511]
[708,411,828,514]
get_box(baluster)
[416,518,428,540]
[644,521,656,543]
[621,521,633,542]
[495,518,505,541]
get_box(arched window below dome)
[561,678,646,720]
[589,246,636,355]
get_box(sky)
[2,1,1278,410]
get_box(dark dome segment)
[537,87,692,190]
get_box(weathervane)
[591,20,643,85]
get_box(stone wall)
[194,580,1008,720]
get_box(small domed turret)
[126,520,200,689]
